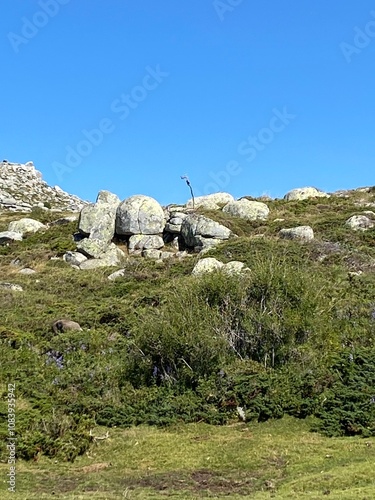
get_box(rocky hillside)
[0,173,375,472]
[0,160,87,212]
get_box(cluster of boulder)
[0,180,374,275]
[62,190,278,269]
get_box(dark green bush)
[313,347,375,436]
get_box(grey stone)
[116,195,165,235]
[223,261,250,275]
[0,282,23,292]
[8,218,47,235]
[76,238,109,259]
[0,231,23,244]
[108,269,126,280]
[346,215,374,231]
[222,199,269,221]
[191,258,224,276]
[284,187,329,201]
[181,214,233,248]
[186,192,234,209]
[18,268,36,275]
[142,249,162,259]
[279,226,314,241]
[78,191,120,242]
[63,251,88,266]
[128,234,164,251]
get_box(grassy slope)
[0,192,375,499]
[0,417,374,499]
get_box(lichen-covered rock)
[142,249,162,259]
[76,238,109,259]
[128,234,164,252]
[63,251,88,266]
[284,187,329,201]
[186,192,235,209]
[8,218,47,235]
[0,231,23,244]
[223,261,249,275]
[191,258,224,276]
[116,195,165,235]
[345,215,374,231]
[181,214,233,248]
[78,190,120,242]
[222,199,269,221]
[279,226,314,241]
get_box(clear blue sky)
[1,0,374,205]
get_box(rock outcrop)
[0,161,87,211]
[284,187,329,201]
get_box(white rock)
[284,187,329,201]
[223,261,249,275]
[18,268,36,275]
[222,199,269,221]
[0,282,23,291]
[346,215,374,231]
[128,234,164,251]
[186,192,235,210]
[191,258,224,276]
[0,231,23,244]
[279,226,314,241]
[108,269,126,280]
[116,195,165,235]
[8,218,47,235]
[63,251,88,266]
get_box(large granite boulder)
[222,199,269,221]
[128,234,164,252]
[8,218,47,235]
[116,195,165,235]
[78,190,120,243]
[78,243,126,269]
[284,187,329,201]
[181,214,233,249]
[186,192,234,210]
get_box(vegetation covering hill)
[0,187,375,498]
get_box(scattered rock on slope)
[222,199,269,221]
[345,215,374,231]
[279,226,314,241]
[0,231,23,244]
[8,218,47,236]
[284,187,329,201]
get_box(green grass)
[1,417,374,499]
